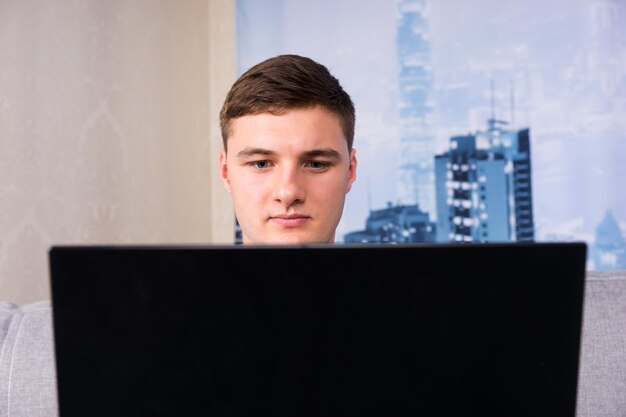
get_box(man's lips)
[269,214,311,227]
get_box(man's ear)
[218,149,231,193]
[346,148,357,193]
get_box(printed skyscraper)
[434,118,535,243]
[344,203,435,243]
[592,210,626,271]
[396,0,435,217]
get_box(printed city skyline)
[236,0,626,270]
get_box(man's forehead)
[229,107,343,135]
[228,115,347,154]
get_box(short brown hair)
[219,54,355,151]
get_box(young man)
[219,54,357,244]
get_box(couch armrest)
[0,301,58,417]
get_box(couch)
[1,270,625,417]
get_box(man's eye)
[308,161,331,170]
[252,160,271,169]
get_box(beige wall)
[0,0,236,305]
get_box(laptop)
[48,242,587,417]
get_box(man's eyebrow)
[301,148,342,160]
[236,147,275,159]
[236,147,342,160]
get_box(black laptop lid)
[49,242,587,417]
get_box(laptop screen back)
[49,242,587,417]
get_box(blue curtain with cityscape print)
[236,0,626,271]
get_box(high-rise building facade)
[396,0,436,217]
[434,119,534,243]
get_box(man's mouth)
[269,214,310,227]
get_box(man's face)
[219,106,357,244]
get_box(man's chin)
[242,226,336,245]
[263,231,333,245]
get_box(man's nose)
[272,166,305,206]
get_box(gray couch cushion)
[577,270,626,417]
[0,301,57,417]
